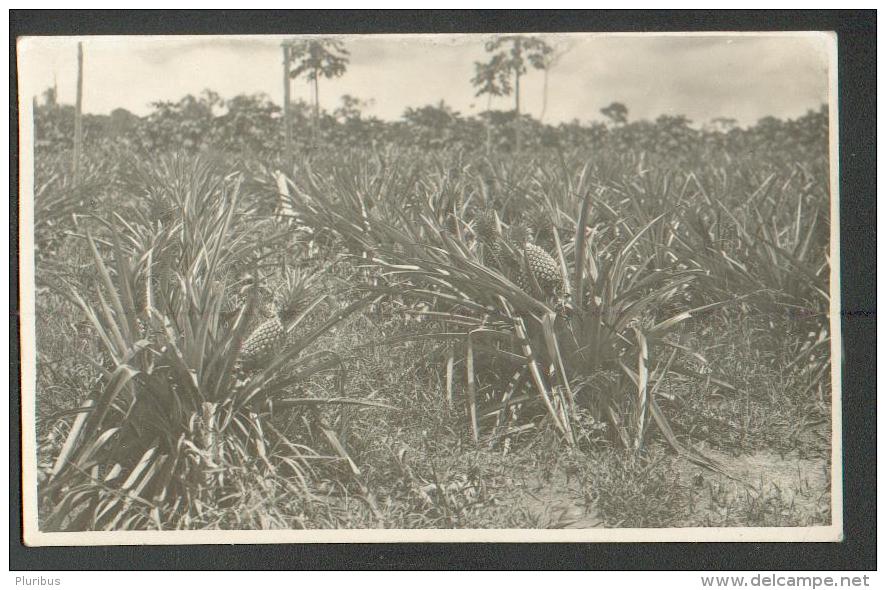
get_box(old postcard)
[17,31,841,545]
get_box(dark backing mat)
[9,9,876,571]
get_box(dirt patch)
[483,444,831,529]
[509,472,603,529]
[672,447,832,527]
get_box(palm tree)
[284,38,350,147]
[472,35,552,153]
[471,53,511,154]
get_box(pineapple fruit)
[237,312,287,370]
[474,209,499,243]
[520,242,564,296]
[475,213,568,310]
[510,224,564,297]
[235,269,313,371]
[474,210,506,270]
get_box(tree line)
[34,36,828,161]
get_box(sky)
[17,33,832,127]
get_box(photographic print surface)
[18,32,841,544]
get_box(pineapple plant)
[237,311,287,370]
[474,209,499,244]
[42,156,378,531]
[537,211,557,249]
[329,181,726,464]
[153,202,179,228]
[236,269,314,371]
[220,271,274,324]
[473,209,507,271]
[509,224,565,299]
[522,241,563,296]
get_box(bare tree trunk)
[540,65,549,123]
[283,45,293,164]
[540,46,569,123]
[485,94,492,155]
[73,42,83,186]
[514,69,521,154]
[312,70,320,147]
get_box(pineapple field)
[28,65,835,533]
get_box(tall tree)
[285,38,350,147]
[600,102,629,126]
[538,40,575,123]
[471,53,511,154]
[282,43,293,163]
[42,84,57,108]
[73,42,84,186]
[473,35,552,152]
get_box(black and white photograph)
[17,30,842,545]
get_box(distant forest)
[33,87,829,159]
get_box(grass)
[32,137,833,531]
